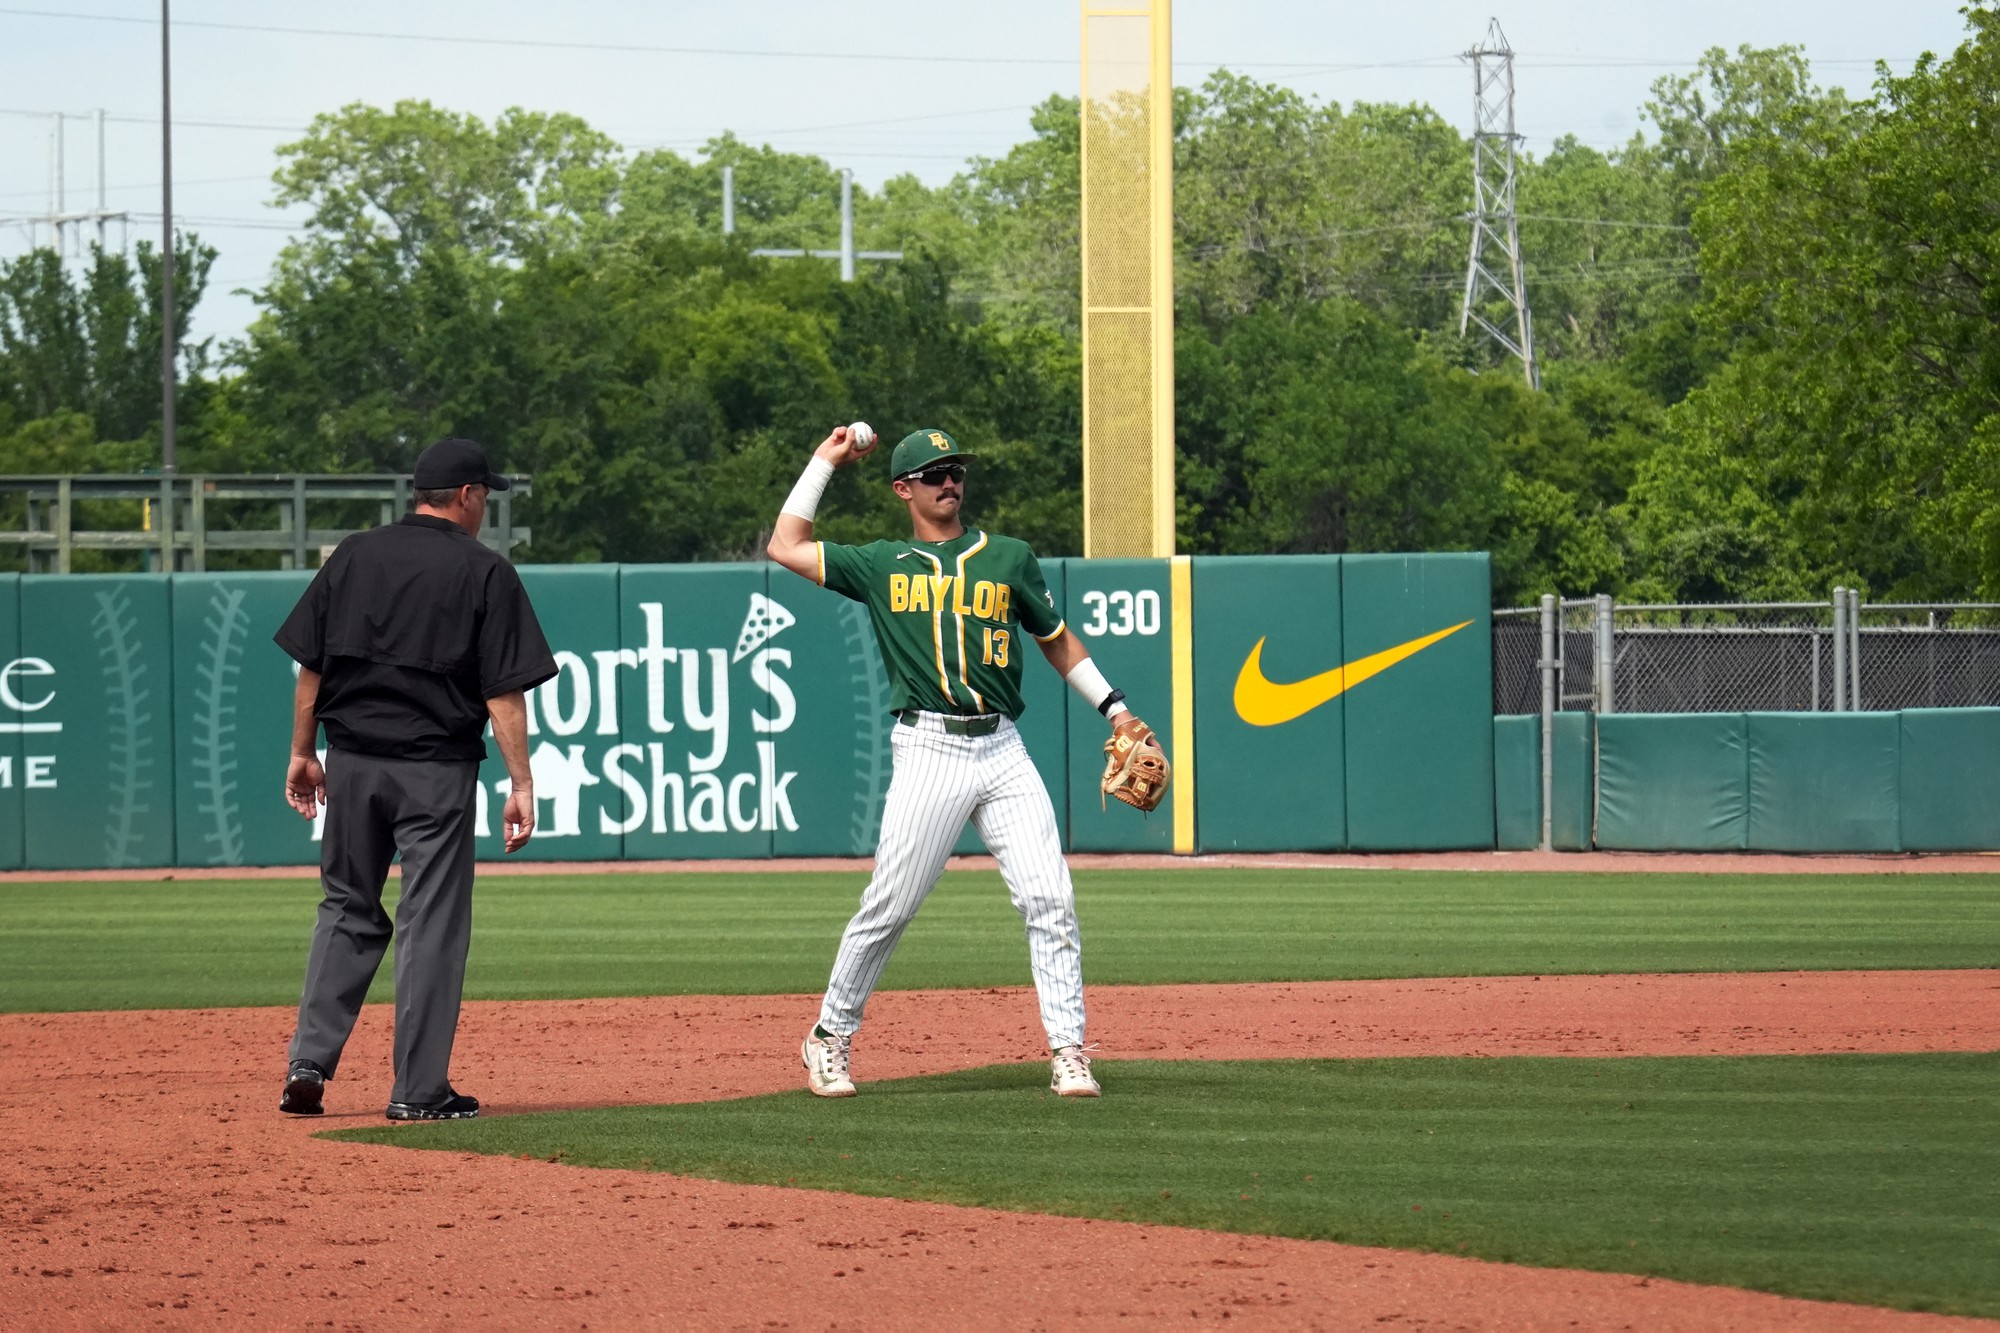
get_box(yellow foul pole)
[1080,0,1174,559]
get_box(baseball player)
[767,423,1159,1098]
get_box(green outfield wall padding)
[0,575,22,869]
[1551,711,1595,851]
[1898,707,2000,852]
[171,571,317,868]
[1746,712,1902,853]
[1340,554,1494,849]
[1194,556,1344,852]
[24,556,2000,871]
[23,575,177,869]
[769,576,892,858]
[1595,713,1749,852]
[484,565,627,863]
[1492,716,1540,851]
[616,563,774,860]
[1062,558,1177,852]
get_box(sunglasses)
[905,463,967,487]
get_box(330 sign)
[1077,589,1161,637]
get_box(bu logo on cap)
[928,431,949,451]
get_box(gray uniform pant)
[288,749,481,1107]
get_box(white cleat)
[1050,1045,1101,1098]
[802,1028,856,1098]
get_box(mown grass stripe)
[330,1053,2000,1319]
[0,869,1994,1012]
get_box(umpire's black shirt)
[275,514,558,762]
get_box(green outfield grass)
[1,869,1995,1012]
[328,1052,2000,1318]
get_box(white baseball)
[848,421,876,454]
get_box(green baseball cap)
[888,427,977,480]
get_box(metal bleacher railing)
[0,474,531,572]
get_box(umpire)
[274,437,556,1121]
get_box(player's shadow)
[831,1060,1055,1098]
[443,1059,1059,1117]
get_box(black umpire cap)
[413,437,511,492]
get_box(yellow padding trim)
[1170,555,1195,854]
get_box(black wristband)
[1096,688,1126,717]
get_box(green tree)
[227,99,1083,562]
[1180,299,1505,556]
[1647,7,2000,599]
[273,101,621,262]
[1641,43,1855,211]
[224,101,621,475]
[616,132,943,262]
[1516,138,1699,390]
[1175,77,1469,334]
[948,95,1084,330]
[0,238,215,452]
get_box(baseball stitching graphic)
[92,586,157,868]
[841,599,892,854]
[191,586,249,865]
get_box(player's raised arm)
[767,422,877,580]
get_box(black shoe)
[280,1060,327,1116]
[384,1090,479,1121]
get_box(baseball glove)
[1101,716,1170,813]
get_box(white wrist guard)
[780,456,837,522]
[1065,658,1128,718]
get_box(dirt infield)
[4,970,1996,1329]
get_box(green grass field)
[1,869,1996,1011]
[9,865,1996,1313]
[330,1053,2000,1318]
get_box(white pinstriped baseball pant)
[817,712,1085,1049]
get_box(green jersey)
[818,529,1066,719]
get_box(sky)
[0,1,1979,348]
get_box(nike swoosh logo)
[1234,621,1474,727]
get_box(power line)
[1517,214,1691,231]
[624,144,988,162]
[1513,52,1914,70]
[1179,212,1692,265]
[1373,262,1700,294]
[0,173,268,203]
[1184,219,1445,260]
[745,105,1034,137]
[3,10,1935,75]
[1284,51,1928,88]
[0,6,1414,71]
[0,103,1043,153]
[0,106,305,133]
[69,210,1696,244]
[127,212,302,232]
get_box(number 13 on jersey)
[981,626,1011,666]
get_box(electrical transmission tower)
[14,111,130,257]
[1458,19,1539,389]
